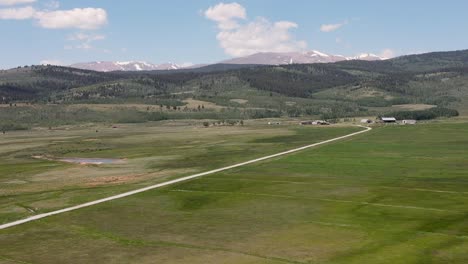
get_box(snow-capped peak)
[221,49,385,65]
[310,50,330,57]
[69,49,387,72]
[115,61,132,66]
[353,53,386,61]
[70,61,185,72]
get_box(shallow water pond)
[59,158,124,165]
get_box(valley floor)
[1,121,468,263]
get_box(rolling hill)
[1,49,467,129]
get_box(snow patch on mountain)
[70,61,184,72]
[221,50,386,65]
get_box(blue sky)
[1,0,468,68]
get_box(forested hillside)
[1,49,467,129]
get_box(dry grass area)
[69,103,163,112]
[230,99,248,104]
[182,98,224,110]
[0,103,30,108]
[392,104,436,110]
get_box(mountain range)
[69,61,183,72]
[69,50,386,72]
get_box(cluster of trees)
[203,120,244,127]
[237,65,357,97]
[385,107,459,120]
[0,83,38,101]
[355,97,412,107]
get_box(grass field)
[0,121,359,225]
[1,122,468,263]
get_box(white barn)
[381,117,397,123]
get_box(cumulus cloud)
[43,0,59,10]
[0,5,108,30]
[66,32,106,50]
[205,2,306,57]
[320,20,348,32]
[68,32,105,41]
[75,42,92,50]
[204,2,246,30]
[0,0,35,6]
[380,48,395,59]
[0,6,34,19]
[35,8,107,29]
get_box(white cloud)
[274,21,298,30]
[0,6,34,19]
[75,42,92,50]
[43,0,59,10]
[0,6,108,30]
[35,8,107,29]
[68,32,105,42]
[320,20,348,32]
[66,32,106,50]
[380,48,395,59]
[204,2,246,30]
[40,59,63,65]
[205,2,307,57]
[0,0,35,6]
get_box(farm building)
[381,117,397,123]
[360,119,373,124]
[301,120,329,125]
[314,120,330,125]
[402,119,417,125]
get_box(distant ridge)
[68,50,386,72]
[220,50,386,65]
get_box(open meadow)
[1,121,468,263]
[0,121,360,224]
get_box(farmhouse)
[402,119,417,125]
[381,117,396,123]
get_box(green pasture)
[1,122,467,263]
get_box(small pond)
[59,158,124,165]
